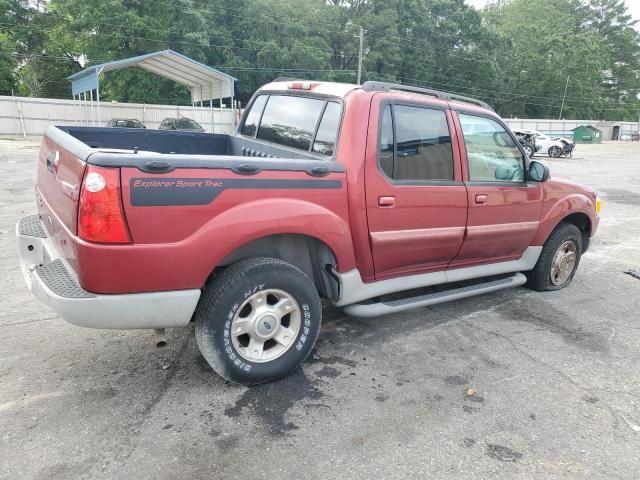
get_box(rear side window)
[241,95,267,137]
[378,105,454,181]
[241,94,342,155]
[312,102,341,155]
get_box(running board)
[342,273,527,318]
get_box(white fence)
[504,118,640,140]
[2,94,639,140]
[0,95,237,136]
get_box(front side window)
[378,104,454,181]
[458,114,525,182]
[257,95,326,151]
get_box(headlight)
[596,195,602,214]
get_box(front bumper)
[16,215,201,329]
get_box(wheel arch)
[210,233,340,300]
[536,210,592,253]
[560,212,592,252]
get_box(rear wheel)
[526,222,583,291]
[195,257,322,385]
[548,145,562,158]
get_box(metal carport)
[67,50,237,132]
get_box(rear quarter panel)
[75,168,353,294]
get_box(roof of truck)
[258,80,494,113]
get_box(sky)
[465,0,640,22]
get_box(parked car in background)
[158,117,205,132]
[512,128,573,158]
[513,130,540,158]
[17,80,600,385]
[106,118,145,129]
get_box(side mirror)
[528,160,550,182]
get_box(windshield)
[241,94,342,155]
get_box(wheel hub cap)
[230,289,302,363]
[255,314,278,338]
[550,240,577,286]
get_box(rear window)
[176,118,202,130]
[241,95,268,137]
[312,102,341,155]
[241,94,342,155]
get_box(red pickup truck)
[17,80,600,384]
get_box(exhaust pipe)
[153,328,168,348]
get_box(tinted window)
[378,105,454,181]
[257,95,326,151]
[458,114,524,182]
[241,95,268,137]
[312,102,341,155]
[379,105,394,177]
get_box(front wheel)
[548,145,562,158]
[526,222,583,291]
[195,257,322,385]
[522,143,534,158]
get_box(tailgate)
[37,134,87,235]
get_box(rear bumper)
[16,215,201,329]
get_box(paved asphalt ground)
[1,138,639,480]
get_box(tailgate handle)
[46,151,59,174]
[233,164,261,175]
[307,166,330,177]
[139,161,175,173]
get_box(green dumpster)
[572,125,603,144]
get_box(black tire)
[195,257,322,385]
[526,222,583,291]
[548,145,562,158]
[522,143,534,158]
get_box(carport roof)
[67,50,237,102]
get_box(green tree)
[573,0,640,119]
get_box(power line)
[4,52,356,74]
[5,51,636,111]
[383,75,637,112]
[376,57,619,107]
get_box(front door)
[365,99,468,280]
[450,111,543,268]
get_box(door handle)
[378,196,396,208]
[475,194,488,204]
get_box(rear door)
[450,111,542,268]
[365,97,468,279]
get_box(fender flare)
[192,198,356,284]
[531,193,595,246]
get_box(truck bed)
[35,125,349,295]
[59,126,324,160]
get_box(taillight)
[78,166,131,244]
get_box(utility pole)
[356,25,364,85]
[559,75,570,120]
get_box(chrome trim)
[343,273,527,317]
[334,246,542,306]
[370,226,465,245]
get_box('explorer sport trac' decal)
[129,177,343,206]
